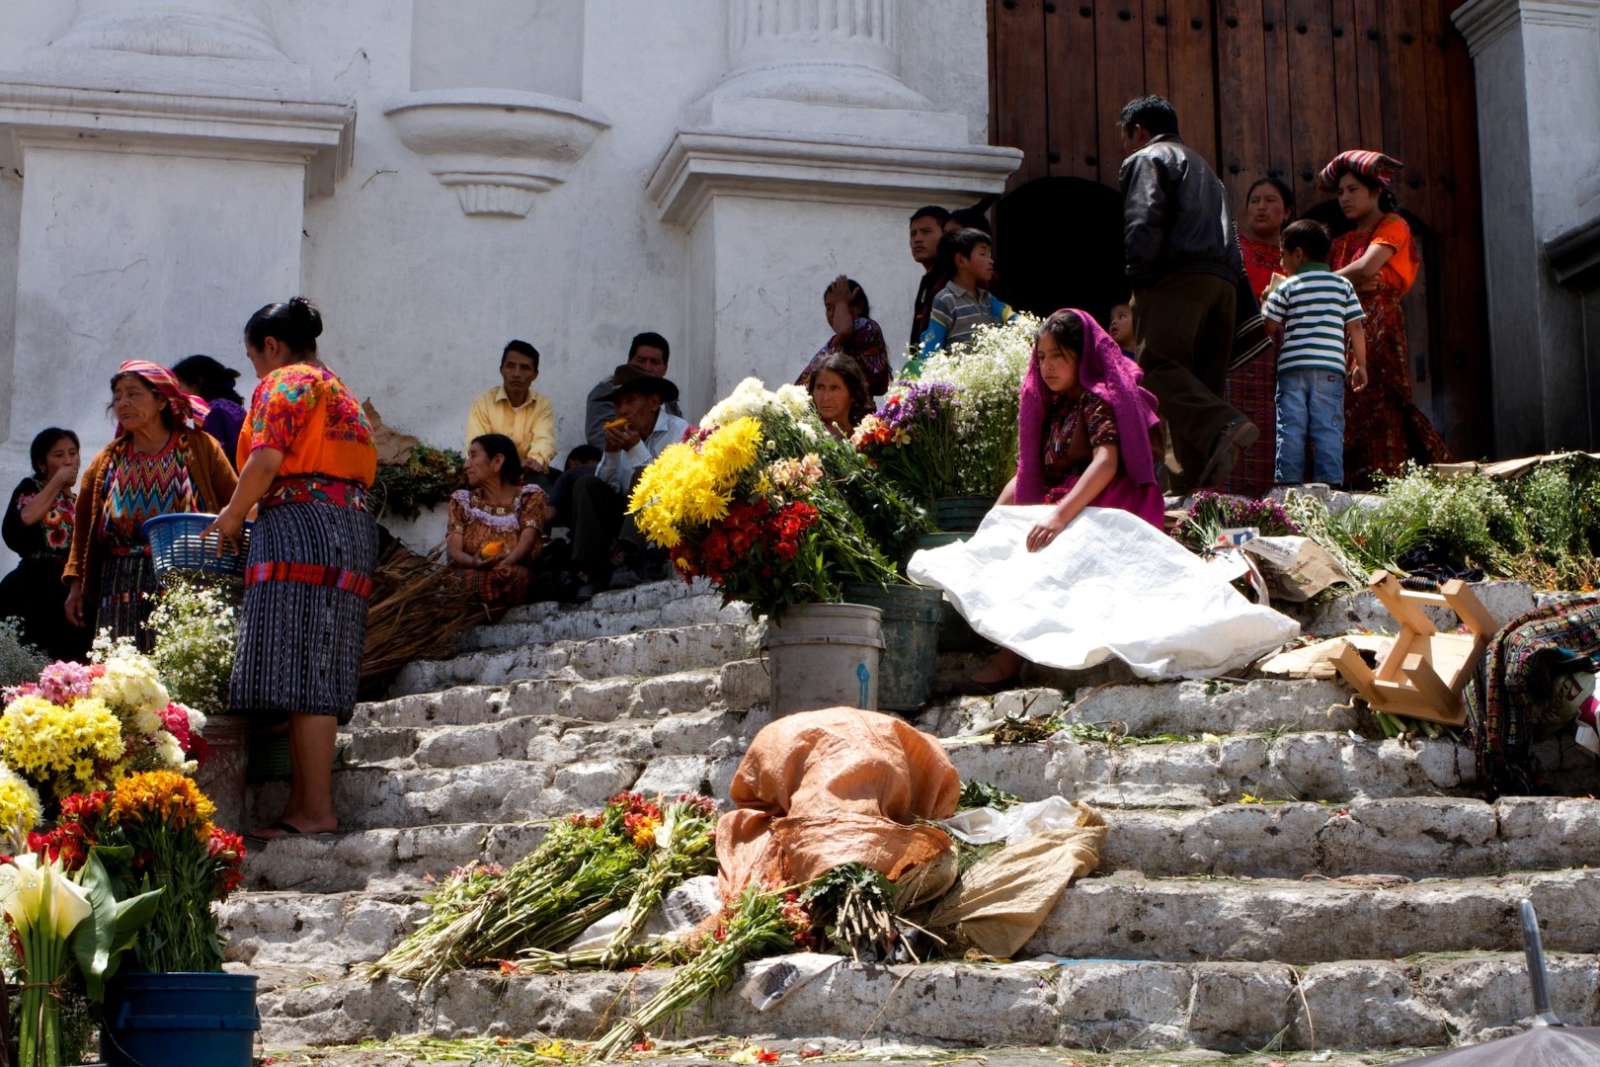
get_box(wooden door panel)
[994,0,1052,189]
[1216,0,1272,209]
[1045,1,1103,181]
[1352,0,1385,151]
[1260,0,1297,193]
[1094,0,1148,187]
[1144,0,1171,101]
[1167,0,1217,164]
[1285,0,1339,204]
[1329,0,1364,154]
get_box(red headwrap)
[1319,150,1405,191]
[113,360,211,432]
[1016,309,1161,505]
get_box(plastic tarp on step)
[927,803,1106,958]
[716,707,960,902]
[907,505,1300,679]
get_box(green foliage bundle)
[373,443,465,521]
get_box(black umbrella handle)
[1520,898,1564,1027]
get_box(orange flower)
[107,770,215,831]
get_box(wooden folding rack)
[1332,571,1498,726]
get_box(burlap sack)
[715,707,960,901]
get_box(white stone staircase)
[220,578,1600,1055]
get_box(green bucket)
[843,583,944,711]
[911,532,989,654]
[246,731,292,783]
[933,495,993,533]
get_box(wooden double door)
[987,0,1490,456]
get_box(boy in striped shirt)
[1262,220,1368,487]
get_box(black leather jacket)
[1119,135,1244,288]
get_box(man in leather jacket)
[1118,95,1257,490]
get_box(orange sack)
[715,707,961,901]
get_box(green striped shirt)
[1262,266,1364,374]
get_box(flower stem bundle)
[586,889,811,1063]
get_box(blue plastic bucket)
[102,971,259,1067]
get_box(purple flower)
[879,383,956,432]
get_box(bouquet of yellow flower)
[629,379,904,617]
[0,643,205,803]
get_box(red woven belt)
[244,561,374,599]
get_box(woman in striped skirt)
[207,298,377,837]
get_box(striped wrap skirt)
[95,552,159,652]
[229,500,378,723]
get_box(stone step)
[250,950,1600,1053]
[462,593,749,652]
[497,579,718,625]
[390,621,761,695]
[240,795,1600,894]
[225,865,1600,971]
[946,730,1598,809]
[1297,579,1537,638]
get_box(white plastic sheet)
[907,505,1299,680]
[940,796,1087,846]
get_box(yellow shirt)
[466,385,558,466]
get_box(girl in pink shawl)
[972,309,1165,687]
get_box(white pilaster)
[657,0,1021,404]
[1454,0,1600,453]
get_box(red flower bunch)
[160,703,208,763]
[695,499,772,582]
[765,501,817,563]
[781,892,815,950]
[206,827,248,898]
[26,789,110,872]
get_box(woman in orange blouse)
[1323,151,1450,487]
[207,298,377,838]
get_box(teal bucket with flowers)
[933,495,993,534]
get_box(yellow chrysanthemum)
[0,694,126,791]
[628,418,762,548]
[0,765,42,848]
[107,770,215,831]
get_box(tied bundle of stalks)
[359,540,489,694]
[798,862,904,964]
[362,793,715,986]
[587,889,814,1063]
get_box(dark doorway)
[995,177,1126,326]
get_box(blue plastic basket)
[141,513,252,581]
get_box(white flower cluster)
[903,313,1040,494]
[90,634,169,735]
[701,378,819,441]
[148,579,238,714]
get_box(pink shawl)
[1015,309,1161,505]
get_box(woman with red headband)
[63,360,238,649]
[1323,150,1450,486]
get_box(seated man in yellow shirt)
[466,340,558,477]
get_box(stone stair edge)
[251,949,1600,1053]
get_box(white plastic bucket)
[762,602,885,716]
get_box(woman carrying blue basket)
[207,298,377,838]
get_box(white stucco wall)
[0,0,1006,571]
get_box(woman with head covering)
[971,309,1164,687]
[1322,150,1450,486]
[806,351,874,439]
[173,354,248,468]
[62,362,238,649]
[1,427,90,660]
[447,433,548,609]
[1226,176,1295,496]
[205,297,377,838]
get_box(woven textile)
[100,436,201,546]
[1464,595,1600,798]
[95,555,158,651]
[229,499,378,723]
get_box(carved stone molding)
[647,128,1022,226]
[384,89,611,218]
[716,0,927,110]
[51,0,287,62]
[0,81,355,197]
[1453,0,1600,57]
